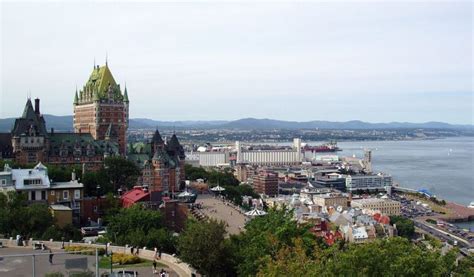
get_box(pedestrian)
[136,247,139,256]
[130,246,134,255]
[49,250,54,264]
[159,247,162,259]
[153,259,157,274]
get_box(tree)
[230,208,315,276]
[184,164,209,181]
[103,157,140,193]
[0,191,55,238]
[390,215,415,238]
[47,164,82,182]
[177,219,232,276]
[105,205,175,251]
[258,237,461,276]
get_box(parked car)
[81,226,104,236]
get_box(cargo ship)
[304,141,341,152]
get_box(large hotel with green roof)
[4,63,129,169]
[73,62,129,155]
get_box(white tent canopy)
[245,208,267,217]
[211,185,226,192]
[178,190,194,197]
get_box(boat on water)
[468,202,474,209]
[304,141,341,153]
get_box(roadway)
[414,219,472,248]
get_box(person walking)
[153,259,158,274]
[48,250,54,264]
[130,246,134,255]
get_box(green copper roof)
[87,65,116,94]
[80,64,124,102]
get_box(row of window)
[24,179,42,185]
[29,189,82,201]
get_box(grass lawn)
[98,256,167,269]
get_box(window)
[51,190,55,196]
[93,206,98,212]
[41,191,46,200]
[31,191,36,200]
[0,179,6,186]
[63,190,69,200]
[24,179,42,185]
[74,189,81,200]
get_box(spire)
[105,52,108,66]
[74,88,79,105]
[93,57,96,69]
[152,129,164,144]
[21,98,36,119]
[123,83,129,103]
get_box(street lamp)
[96,185,101,221]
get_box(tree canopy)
[105,205,175,252]
[177,218,232,276]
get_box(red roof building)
[121,186,150,208]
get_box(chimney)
[34,98,40,114]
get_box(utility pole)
[32,255,36,277]
[95,248,99,277]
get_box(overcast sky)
[1,1,472,124]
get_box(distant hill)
[218,118,472,130]
[0,115,471,132]
[0,115,74,132]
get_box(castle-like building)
[132,129,186,195]
[4,63,128,169]
[74,62,129,155]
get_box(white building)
[235,138,302,166]
[9,162,51,201]
[345,173,392,192]
[185,151,230,167]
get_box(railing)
[0,238,198,277]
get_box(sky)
[0,1,472,124]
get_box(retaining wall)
[0,238,197,277]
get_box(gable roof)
[12,99,48,137]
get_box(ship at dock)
[304,141,342,153]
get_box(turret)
[123,85,129,103]
[74,89,79,105]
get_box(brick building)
[73,62,129,155]
[253,170,279,196]
[2,63,127,169]
[139,130,186,195]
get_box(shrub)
[65,245,105,255]
[45,273,64,277]
[69,272,94,277]
[111,253,141,265]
